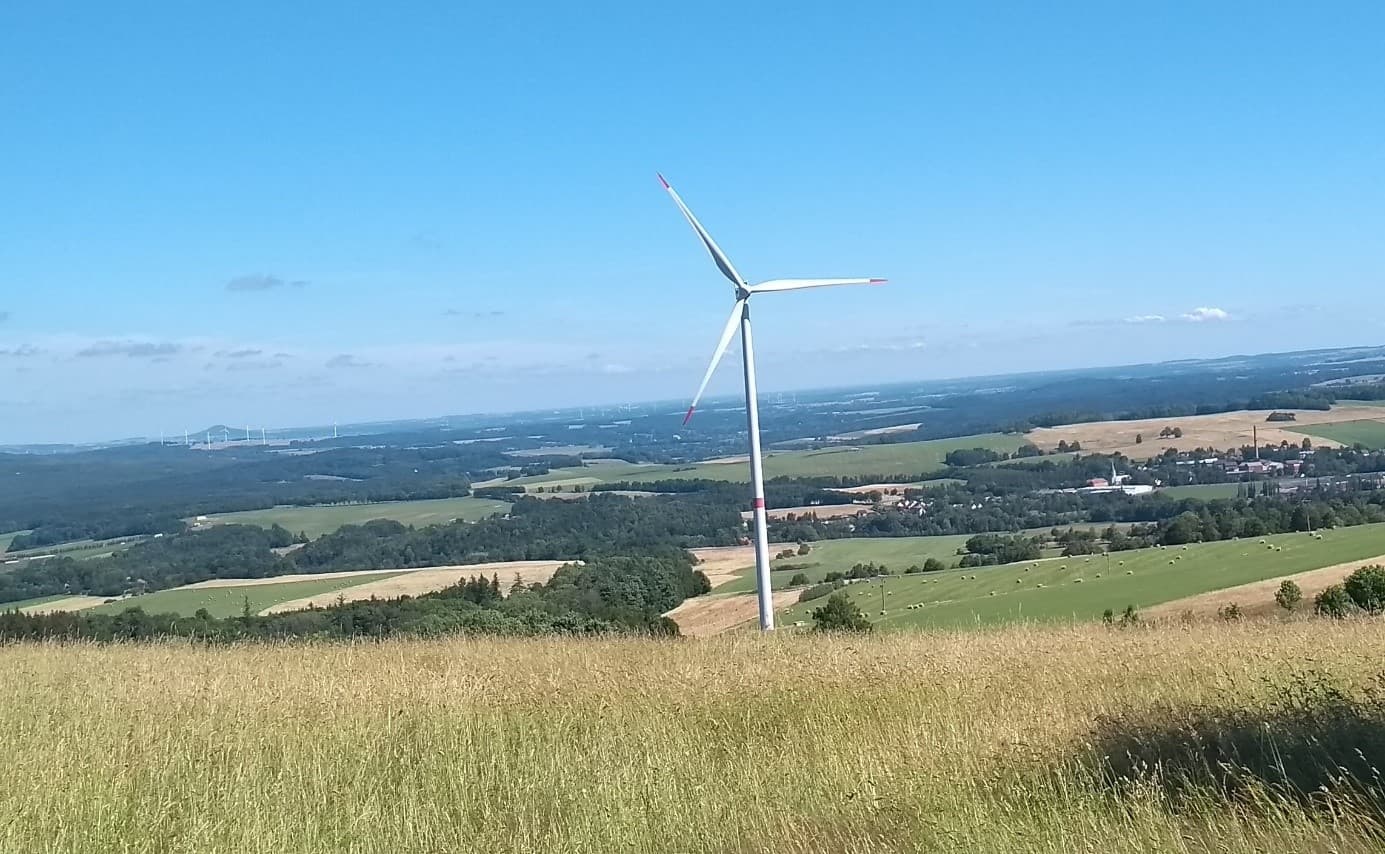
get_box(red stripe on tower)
[753,498,765,509]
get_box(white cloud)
[1181,307,1231,322]
[1123,314,1166,324]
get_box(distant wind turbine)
[658,173,884,631]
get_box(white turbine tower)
[658,173,884,631]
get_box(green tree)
[1344,565,1385,614]
[1275,579,1302,612]
[788,572,809,586]
[811,592,872,633]
[1314,584,1357,619]
[1217,603,1242,621]
[922,557,946,573]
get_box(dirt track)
[1029,405,1385,458]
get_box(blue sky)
[2,2,1383,443]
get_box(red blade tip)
[682,405,696,425]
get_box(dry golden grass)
[260,560,568,614]
[1028,404,1385,457]
[3,622,1385,852]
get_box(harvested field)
[261,560,569,614]
[19,595,108,615]
[1146,553,1385,620]
[663,590,798,637]
[1028,405,1385,458]
[687,543,792,588]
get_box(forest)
[0,494,742,604]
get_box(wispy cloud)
[1123,314,1166,324]
[1181,306,1231,322]
[0,344,41,358]
[0,311,9,323]
[214,348,264,359]
[224,359,284,372]
[444,309,506,319]
[326,354,375,369]
[76,340,183,358]
[225,274,308,292]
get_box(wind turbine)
[658,172,884,631]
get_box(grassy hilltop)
[4,623,1385,853]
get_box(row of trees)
[0,552,711,642]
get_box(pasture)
[505,433,1026,489]
[780,523,1385,629]
[1289,418,1385,449]
[1159,482,1244,500]
[203,497,512,539]
[86,573,406,619]
[3,623,1385,852]
[715,535,972,595]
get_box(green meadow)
[507,434,1026,489]
[779,523,1385,629]
[1289,418,1385,449]
[203,497,512,539]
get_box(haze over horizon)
[3,2,1382,444]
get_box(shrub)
[1119,605,1140,627]
[923,557,946,573]
[1217,603,1242,622]
[788,572,809,587]
[1315,585,1358,619]
[797,581,842,604]
[797,543,811,556]
[904,564,923,574]
[1275,579,1303,612]
[1344,565,1385,615]
[811,592,872,633]
[823,571,845,583]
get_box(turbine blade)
[747,278,887,294]
[658,173,746,288]
[684,300,745,424]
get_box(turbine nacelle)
[658,173,885,425]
